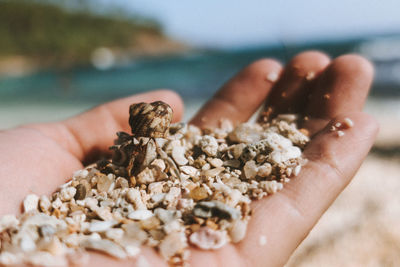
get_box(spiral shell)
[129,101,173,138]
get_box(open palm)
[0,51,378,267]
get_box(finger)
[265,51,330,116]
[29,90,184,163]
[304,55,374,134]
[190,59,282,128]
[190,245,244,267]
[237,112,379,267]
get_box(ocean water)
[0,40,399,128]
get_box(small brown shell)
[129,101,173,138]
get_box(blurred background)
[0,0,399,265]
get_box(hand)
[0,51,378,267]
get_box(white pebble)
[159,232,187,259]
[180,166,200,178]
[208,158,223,168]
[128,210,153,221]
[293,165,302,176]
[229,220,248,243]
[189,227,227,250]
[83,198,98,210]
[39,195,51,212]
[126,188,147,210]
[89,220,117,232]
[243,160,258,179]
[81,239,127,259]
[337,130,345,137]
[20,236,36,252]
[257,163,272,177]
[172,146,188,166]
[73,169,89,179]
[60,187,76,202]
[105,228,124,241]
[269,146,301,164]
[150,159,166,171]
[343,117,354,128]
[23,194,39,212]
[0,215,19,231]
[199,135,219,157]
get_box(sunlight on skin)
[0,52,378,267]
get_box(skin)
[0,51,378,267]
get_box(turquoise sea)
[0,37,400,128]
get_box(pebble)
[74,184,87,200]
[229,220,248,243]
[189,227,228,250]
[0,215,18,231]
[343,117,354,128]
[0,105,309,266]
[23,194,39,212]
[128,210,153,221]
[243,160,258,179]
[97,174,114,193]
[199,135,219,156]
[60,187,76,201]
[159,232,187,259]
[190,187,209,201]
[208,158,223,168]
[81,239,127,259]
[89,220,117,232]
[172,146,188,166]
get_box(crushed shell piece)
[189,227,228,250]
[81,239,127,259]
[128,210,153,220]
[60,187,76,201]
[228,220,248,243]
[199,135,219,156]
[337,130,345,137]
[159,231,187,259]
[172,146,188,166]
[343,117,354,128]
[23,194,39,212]
[89,220,117,232]
[0,215,18,231]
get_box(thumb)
[28,90,184,164]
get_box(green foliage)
[0,0,163,62]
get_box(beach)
[288,154,400,267]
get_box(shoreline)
[0,97,397,146]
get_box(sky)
[105,0,400,48]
